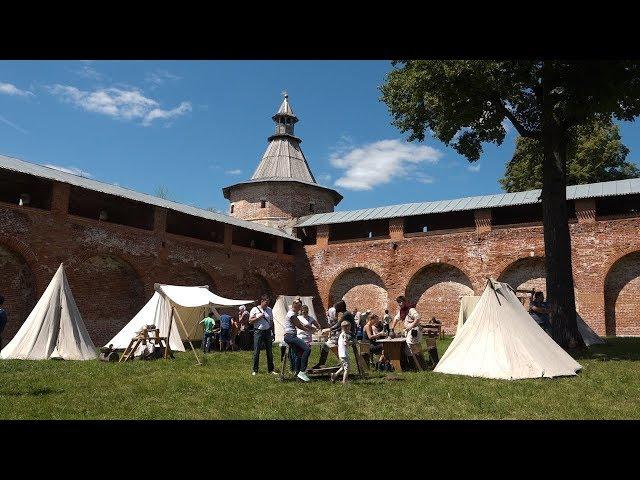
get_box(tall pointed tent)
[434,279,582,380]
[105,284,253,354]
[272,296,318,344]
[456,295,481,334]
[0,264,97,360]
[457,294,604,346]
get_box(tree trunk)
[541,71,585,351]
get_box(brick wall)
[2,176,640,348]
[0,184,296,347]
[228,182,335,229]
[300,217,640,336]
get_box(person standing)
[330,321,351,384]
[283,299,316,382]
[199,310,215,353]
[311,300,356,369]
[218,312,233,351]
[382,309,392,335]
[392,295,422,360]
[249,295,278,376]
[237,305,250,349]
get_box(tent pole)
[165,307,175,360]
[172,306,202,366]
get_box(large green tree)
[380,61,640,350]
[501,117,639,192]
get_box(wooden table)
[377,337,409,372]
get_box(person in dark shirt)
[0,295,7,349]
[219,313,233,351]
[529,291,551,334]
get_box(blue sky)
[1,60,639,213]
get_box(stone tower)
[223,93,342,231]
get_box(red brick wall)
[0,185,296,346]
[604,251,640,336]
[300,217,640,336]
[66,254,146,344]
[406,263,474,332]
[329,267,388,315]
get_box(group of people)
[246,294,429,384]
[199,304,254,353]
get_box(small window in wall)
[309,203,315,213]
[230,204,234,214]
[260,200,266,208]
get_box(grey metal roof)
[224,94,343,205]
[251,136,316,183]
[0,154,300,241]
[295,177,640,228]
[275,94,296,118]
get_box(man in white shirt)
[249,294,278,376]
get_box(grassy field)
[1,337,639,420]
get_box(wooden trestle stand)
[119,306,202,366]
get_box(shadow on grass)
[575,337,640,362]
[0,387,63,397]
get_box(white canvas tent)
[272,296,318,344]
[457,293,604,346]
[456,295,481,334]
[434,279,582,380]
[105,284,253,355]
[0,264,97,360]
[577,314,605,346]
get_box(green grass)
[1,337,639,419]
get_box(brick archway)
[66,252,146,345]
[0,240,37,344]
[404,262,474,334]
[604,251,640,336]
[328,266,387,315]
[497,256,547,294]
[165,265,218,292]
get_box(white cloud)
[330,139,443,191]
[142,101,191,126]
[0,82,34,98]
[318,173,332,184]
[75,61,102,80]
[0,114,28,134]
[47,84,191,126]
[44,164,93,178]
[145,69,181,87]
[467,163,481,172]
[225,169,242,175]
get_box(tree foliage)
[501,118,639,192]
[380,60,640,350]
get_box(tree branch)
[494,98,540,138]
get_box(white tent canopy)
[457,294,604,346]
[272,296,317,344]
[105,284,253,353]
[435,279,582,380]
[1,264,97,360]
[456,295,481,334]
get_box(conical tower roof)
[251,92,315,183]
[223,93,342,205]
